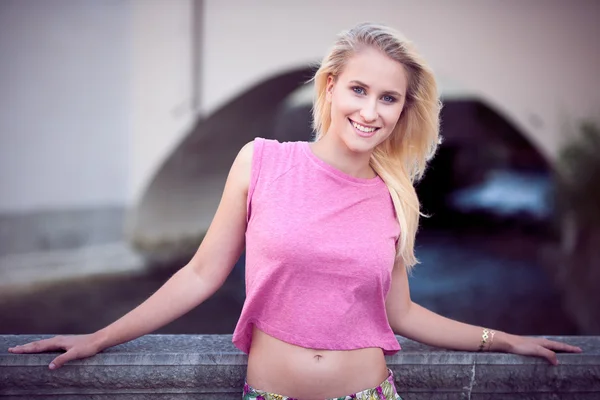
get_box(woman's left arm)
[385,259,582,365]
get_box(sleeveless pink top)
[232,138,401,355]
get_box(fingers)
[8,337,64,354]
[49,349,78,370]
[535,345,558,365]
[539,338,582,353]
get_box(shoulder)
[226,141,255,194]
[231,137,296,190]
[246,137,304,164]
[236,140,255,167]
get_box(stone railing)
[1,335,598,399]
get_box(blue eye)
[382,95,396,103]
[352,86,365,95]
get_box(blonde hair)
[311,22,442,269]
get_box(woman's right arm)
[8,141,255,369]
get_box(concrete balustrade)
[1,335,598,399]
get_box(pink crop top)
[232,138,402,355]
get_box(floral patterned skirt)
[242,368,403,400]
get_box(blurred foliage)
[556,121,600,226]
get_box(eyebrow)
[349,80,403,98]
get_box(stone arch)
[127,67,313,257]
[127,66,555,258]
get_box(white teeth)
[351,121,377,133]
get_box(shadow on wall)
[128,67,314,261]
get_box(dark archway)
[417,99,554,236]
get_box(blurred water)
[449,171,552,219]
[0,230,577,336]
[409,231,574,334]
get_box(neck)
[310,133,376,179]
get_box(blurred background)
[1,0,599,338]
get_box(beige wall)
[0,0,199,212]
[0,0,131,212]
[201,0,599,156]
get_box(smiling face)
[326,46,409,154]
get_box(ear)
[326,75,335,102]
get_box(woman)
[8,23,581,400]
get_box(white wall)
[129,0,196,204]
[0,0,131,213]
[0,0,198,211]
[201,0,600,159]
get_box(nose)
[359,100,378,123]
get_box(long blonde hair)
[312,22,442,269]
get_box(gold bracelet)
[478,328,490,352]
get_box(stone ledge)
[1,335,598,399]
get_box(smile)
[349,119,380,136]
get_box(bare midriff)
[246,326,389,399]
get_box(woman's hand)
[498,333,582,365]
[8,334,104,370]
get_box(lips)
[349,118,380,138]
